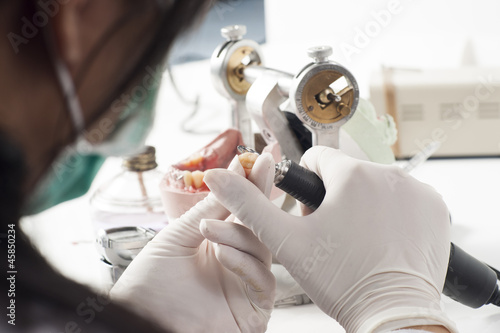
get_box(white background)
[264,0,500,96]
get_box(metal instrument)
[211,25,263,148]
[96,227,156,286]
[212,25,360,162]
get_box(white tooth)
[183,171,193,188]
[183,153,203,168]
[238,152,258,177]
[192,170,205,189]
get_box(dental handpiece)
[237,146,500,309]
[274,159,326,211]
[237,146,326,210]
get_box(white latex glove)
[111,154,276,333]
[204,146,458,333]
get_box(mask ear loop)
[43,0,171,138]
[43,25,86,135]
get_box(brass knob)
[122,146,158,172]
[337,103,351,116]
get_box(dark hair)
[0,1,212,332]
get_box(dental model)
[165,129,245,192]
[177,151,257,191]
[159,129,245,219]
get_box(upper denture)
[164,129,245,193]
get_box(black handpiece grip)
[274,161,500,309]
[443,243,500,308]
[274,160,326,210]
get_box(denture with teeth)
[159,129,245,219]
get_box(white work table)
[21,56,500,332]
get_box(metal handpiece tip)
[237,145,259,154]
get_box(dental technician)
[0,0,456,332]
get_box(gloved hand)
[205,146,458,333]
[111,154,276,333]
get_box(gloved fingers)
[225,214,237,222]
[214,243,276,310]
[200,219,272,268]
[247,153,275,198]
[227,153,274,226]
[155,155,246,248]
[298,146,376,217]
[299,202,314,216]
[204,169,298,256]
[299,146,356,189]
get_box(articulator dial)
[211,25,359,161]
[290,46,359,148]
[211,25,263,148]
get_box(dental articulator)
[211,25,500,310]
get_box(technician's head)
[0,0,210,217]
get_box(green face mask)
[23,153,106,215]
[22,45,161,216]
